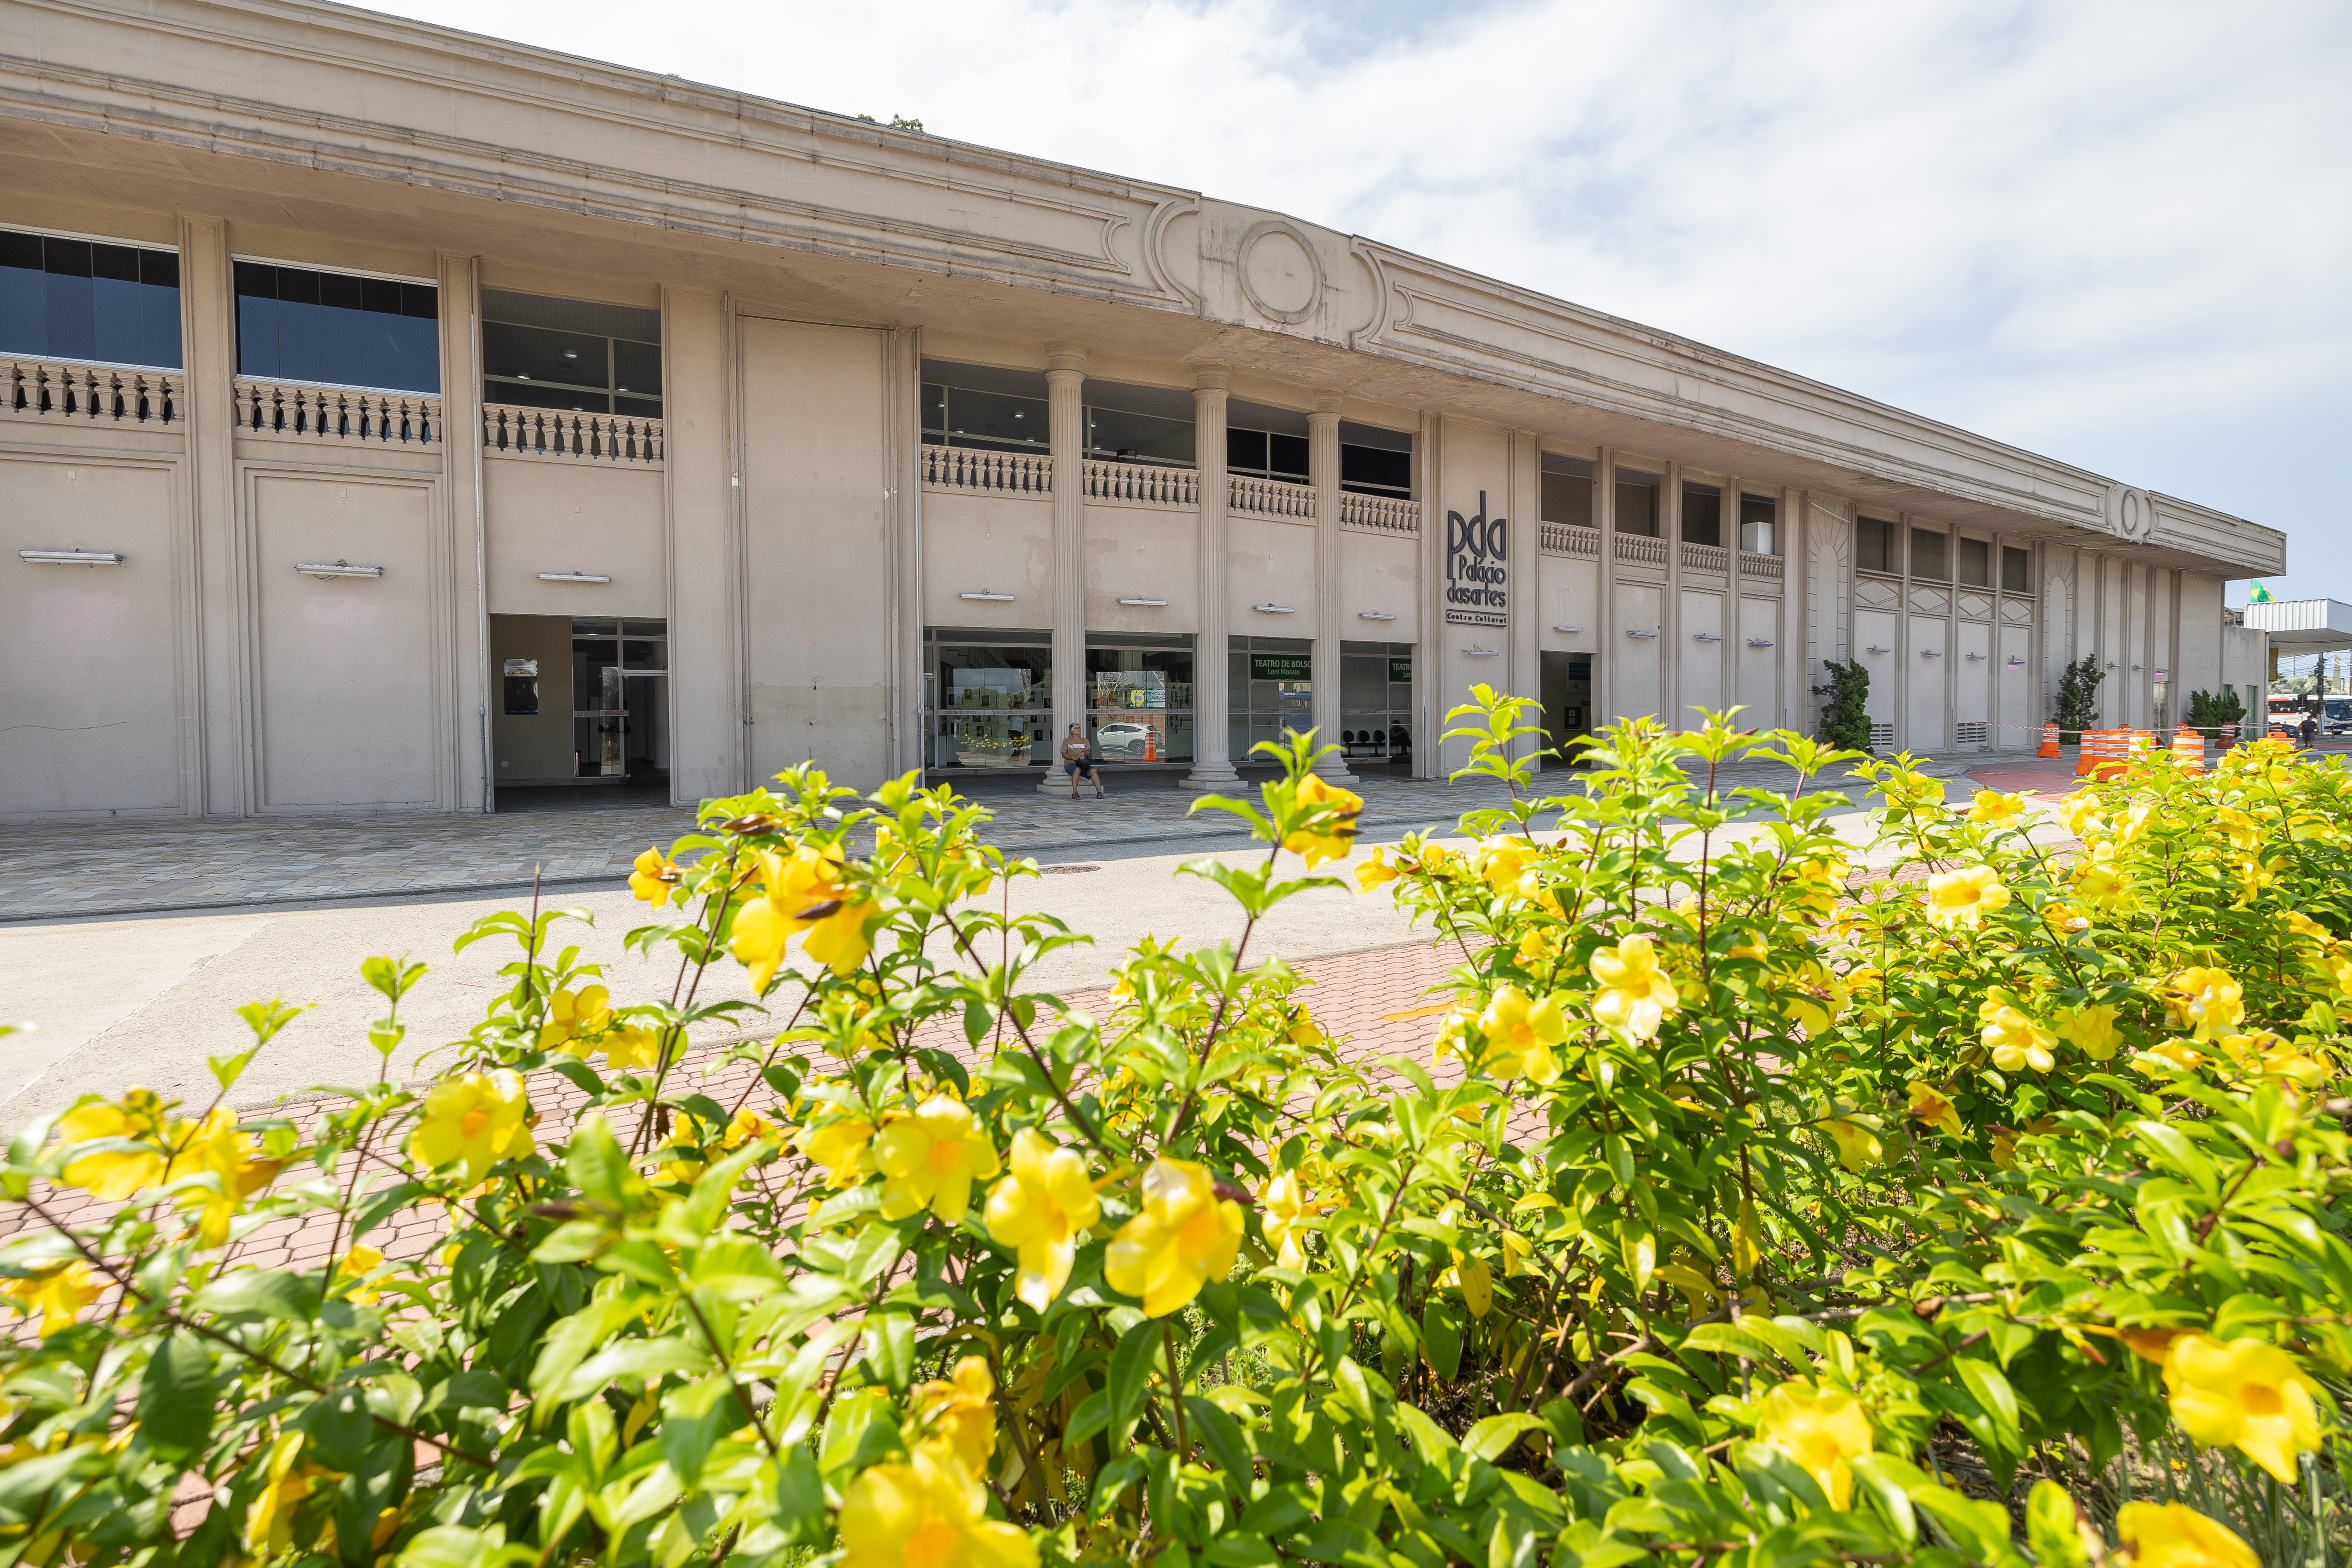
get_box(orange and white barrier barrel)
[2170,725,2203,773]
[2039,722,2061,759]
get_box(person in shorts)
[1061,724,1105,799]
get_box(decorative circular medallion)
[2106,484,2156,544]
[1237,220,1324,324]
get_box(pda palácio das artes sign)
[1445,490,1506,628]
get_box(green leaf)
[1108,1319,1161,1427]
[302,1385,375,1472]
[135,1334,214,1462]
[566,1113,630,1207]
[1183,1395,1253,1481]
[1955,1356,2020,1439]
[192,1268,316,1322]
[1461,1412,1547,1462]
[858,1313,915,1393]
[1421,1298,1463,1382]
[2025,1479,2092,1568]
[660,1377,739,1488]
[772,1442,827,1544]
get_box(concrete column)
[1722,476,1741,720]
[1307,390,1354,781]
[1662,461,1684,725]
[437,251,490,813]
[661,286,742,801]
[1508,429,1542,767]
[1183,363,1241,790]
[177,213,244,817]
[1040,342,1088,793]
[1596,448,1618,724]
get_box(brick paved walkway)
[0,757,1978,924]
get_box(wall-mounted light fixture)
[1552,624,1583,633]
[1920,648,1943,658]
[19,549,124,566]
[299,561,383,580]
[1866,645,1891,654]
[959,590,1015,602]
[1357,611,1396,621]
[538,571,612,584]
[1748,638,1775,648]
[1625,628,1659,640]
[2007,657,2025,669]
[1693,632,1722,643]
[1965,651,1986,661]
[1465,647,1501,657]
[1117,597,1167,607]
[1252,603,1296,614]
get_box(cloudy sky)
[372,0,2350,601]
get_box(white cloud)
[370,0,2352,594]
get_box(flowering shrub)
[3,694,2349,1568]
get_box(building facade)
[0,0,2285,820]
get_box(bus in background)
[2269,694,2352,735]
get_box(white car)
[1094,722,1156,760]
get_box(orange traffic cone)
[1144,727,1159,762]
[2038,722,2061,759]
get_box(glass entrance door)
[570,619,667,779]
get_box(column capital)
[1191,361,1232,393]
[1045,342,1089,377]
[1311,388,1346,416]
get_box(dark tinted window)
[922,382,1048,452]
[1957,536,1991,587]
[1340,443,1410,496]
[1681,482,1721,546]
[235,261,438,393]
[1910,528,1948,581]
[1614,471,1660,537]
[1227,426,1308,483]
[1738,492,1777,555]
[1856,517,1896,573]
[0,229,182,368]
[482,302,661,418]
[1086,405,1193,466]
[2002,545,2033,594]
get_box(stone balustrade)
[1615,533,1668,566]
[1739,552,1785,581]
[482,403,663,464]
[1339,492,1420,534]
[1229,474,1315,521]
[920,444,1053,496]
[233,379,439,446]
[1082,459,1197,508]
[4,358,180,426]
[1680,542,1730,573]
[1539,521,1598,557]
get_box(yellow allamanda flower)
[1818,1120,1884,1174]
[2053,1003,2121,1061]
[876,1097,999,1224]
[732,844,878,987]
[2,1263,102,1336]
[537,984,613,1051]
[1514,926,1564,966]
[2042,901,2092,935]
[2141,1040,2209,1074]
[1780,962,1850,1036]
[628,845,680,908]
[1966,790,2028,827]
[1590,935,1679,1042]
[984,1128,1100,1310]
[2219,1032,2332,1089]
[2160,967,2246,1042]
[2215,808,2262,851]
[335,1244,385,1306]
[1105,1158,1243,1317]
[1784,856,1848,926]
[2116,1502,2256,1568]
[2073,855,2129,910]
[245,1432,334,1558]
[2233,860,2274,902]
[1979,998,2056,1075]
[911,1357,998,1478]
[1354,849,1400,894]
[1473,841,1537,898]
[408,1070,534,1184]
[56,1088,171,1200]
[2059,794,2106,839]
[1924,865,2009,930]
[1477,985,1565,1084]
[1905,1082,1963,1138]
[1280,774,1363,868]
[2162,1334,2322,1484]
[170,1106,283,1249]
[1257,1170,1323,1270]
[799,1115,879,1188]
[837,1439,1036,1568]
[723,1107,778,1149]
[1751,1380,1873,1509]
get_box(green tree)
[1812,657,1873,751]
[2053,654,2104,735]
[2185,687,2246,732]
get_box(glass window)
[0,228,182,369]
[1086,404,1193,466]
[1615,470,1661,537]
[924,629,1053,770]
[481,292,661,418]
[1738,493,1777,556]
[2002,545,2033,594]
[1541,454,1592,528]
[1339,420,1413,497]
[234,261,438,393]
[1681,481,1722,547]
[1226,427,1309,484]
[924,383,1049,453]
[1957,536,1991,587]
[1086,634,1195,764]
[1909,528,1948,581]
[1337,640,1415,765]
[1856,517,1897,574]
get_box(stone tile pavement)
[0,756,1990,924]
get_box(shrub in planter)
[3,695,2349,1567]
[2053,656,2104,742]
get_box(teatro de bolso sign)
[1445,490,1506,629]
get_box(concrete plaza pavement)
[0,753,2063,1126]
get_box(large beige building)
[0,0,2282,821]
